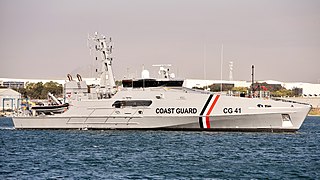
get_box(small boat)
[31,103,69,115]
[30,92,69,115]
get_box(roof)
[0,88,21,96]
[257,80,283,85]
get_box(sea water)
[0,117,319,179]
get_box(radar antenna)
[88,32,116,98]
[152,64,173,79]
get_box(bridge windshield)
[122,79,183,88]
[112,100,152,108]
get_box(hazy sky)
[1,0,319,83]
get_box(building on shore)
[284,83,320,97]
[183,79,320,97]
[0,78,65,89]
[0,77,100,89]
[0,88,21,112]
[1,77,320,97]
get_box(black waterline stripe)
[199,117,203,128]
[200,94,213,115]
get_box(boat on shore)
[12,32,311,132]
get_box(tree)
[271,89,294,97]
[251,82,282,92]
[25,82,43,99]
[15,87,27,97]
[192,86,205,90]
[115,80,122,87]
[209,84,234,92]
[232,87,248,93]
[42,81,63,97]
[20,81,63,99]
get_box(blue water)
[0,117,319,179]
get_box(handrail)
[271,98,312,106]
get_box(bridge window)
[112,100,152,108]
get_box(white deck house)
[0,89,21,111]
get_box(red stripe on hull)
[205,116,211,128]
[205,95,220,128]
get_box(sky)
[0,0,319,83]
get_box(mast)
[88,32,116,97]
[251,65,255,96]
[220,44,224,92]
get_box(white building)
[0,88,21,111]
[183,79,320,97]
[284,83,320,97]
[183,79,250,89]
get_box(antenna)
[152,64,172,79]
[87,33,92,55]
[204,43,207,89]
[229,61,233,81]
[87,33,95,77]
[220,44,224,92]
[251,65,255,96]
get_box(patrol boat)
[12,32,311,132]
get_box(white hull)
[13,93,311,132]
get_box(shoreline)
[308,108,320,116]
[308,114,320,117]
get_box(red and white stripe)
[200,94,220,128]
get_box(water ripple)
[0,117,319,179]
